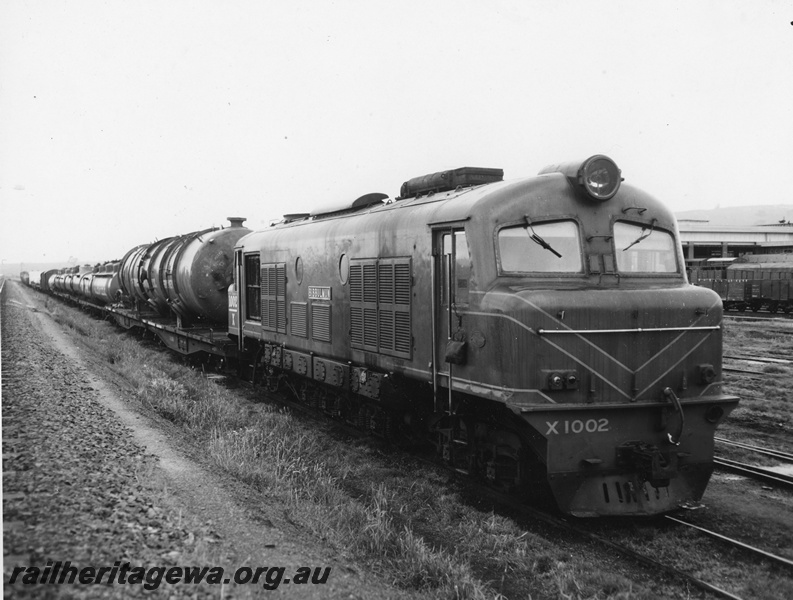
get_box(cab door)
[230,248,244,350]
[432,226,471,411]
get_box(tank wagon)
[690,254,793,313]
[116,218,250,325]
[40,269,60,293]
[40,156,737,517]
[48,219,252,357]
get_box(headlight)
[579,155,622,201]
[538,154,622,202]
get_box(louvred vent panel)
[312,303,331,342]
[349,258,411,358]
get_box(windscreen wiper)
[622,219,657,252]
[524,218,562,258]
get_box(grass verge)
[47,300,671,599]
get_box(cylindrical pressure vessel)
[162,217,250,323]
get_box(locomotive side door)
[432,226,471,413]
[232,248,244,351]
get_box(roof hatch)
[399,167,503,199]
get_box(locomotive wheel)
[439,418,476,475]
[339,395,358,426]
[264,367,281,393]
[357,404,369,431]
[481,447,520,493]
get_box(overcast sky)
[1,1,792,266]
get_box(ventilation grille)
[261,263,286,332]
[378,263,394,304]
[350,264,362,303]
[291,302,307,338]
[395,312,411,354]
[312,303,331,342]
[394,263,411,304]
[363,264,377,303]
[349,258,411,358]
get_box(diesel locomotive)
[36,155,739,517]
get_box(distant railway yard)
[2,278,792,599]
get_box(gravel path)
[2,281,414,599]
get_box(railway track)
[722,366,764,376]
[466,481,792,600]
[724,355,792,365]
[664,515,793,570]
[714,457,793,489]
[714,437,793,489]
[723,312,793,321]
[716,437,793,461]
[722,354,791,376]
[723,314,793,335]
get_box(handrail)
[537,326,720,335]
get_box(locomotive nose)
[492,283,737,516]
[522,285,725,405]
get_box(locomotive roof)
[237,169,674,249]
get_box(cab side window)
[442,231,471,306]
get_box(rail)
[714,456,793,489]
[665,515,793,570]
[716,437,793,462]
[724,354,792,365]
[537,325,720,335]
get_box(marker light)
[538,154,622,202]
